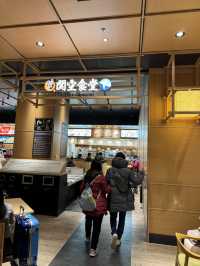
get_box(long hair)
[84,160,102,184]
[90,160,102,172]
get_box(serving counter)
[0,159,84,216]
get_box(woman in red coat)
[82,160,111,257]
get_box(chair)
[0,223,5,266]
[175,233,200,266]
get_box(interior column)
[14,98,69,160]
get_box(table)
[184,229,200,255]
[5,198,34,215]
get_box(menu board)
[0,124,15,136]
[92,128,103,138]
[68,128,91,137]
[120,130,138,138]
[32,118,53,159]
[92,128,120,138]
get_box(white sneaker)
[111,233,118,249]
[89,249,97,257]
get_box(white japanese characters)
[44,78,100,93]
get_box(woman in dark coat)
[106,152,143,249]
[82,160,111,257]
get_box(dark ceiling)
[1,53,200,77]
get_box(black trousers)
[85,214,104,250]
[110,211,126,240]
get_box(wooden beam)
[136,55,141,98]
[22,72,134,81]
[1,62,18,75]
[171,54,175,88]
[37,103,140,108]
[167,55,173,67]
[0,77,18,90]
[26,62,40,74]
[24,97,36,106]
[25,95,138,100]
[139,0,146,54]
[168,86,200,90]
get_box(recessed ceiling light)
[36,41,45,47]
[175,31,185,38]
[103,38,108,42]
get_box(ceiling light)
[36,41,45,47]
[175,31,185,38]
[103,38,108,42]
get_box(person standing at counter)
[82,160,111,257]
[85,152,92,162]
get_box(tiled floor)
[3,196,176,266]
[37,211,83,266]
[3,211,83,266]
[50,212,132,266]
[131,198,176,266]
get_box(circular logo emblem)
[99,79,112,92]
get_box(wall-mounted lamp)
[166,88,200,119]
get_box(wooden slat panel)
[148,67,200,237]
[149,184,200,211]
[149,210,199,235]
[148,126,200,185]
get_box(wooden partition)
[148,68,200,244]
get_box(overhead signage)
[68,128,92,137]
[0,124,15,136]
[121,130,138,139]
[44,78,112,94]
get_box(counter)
[0,159,84,216]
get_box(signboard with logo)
[44,78,112,94]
